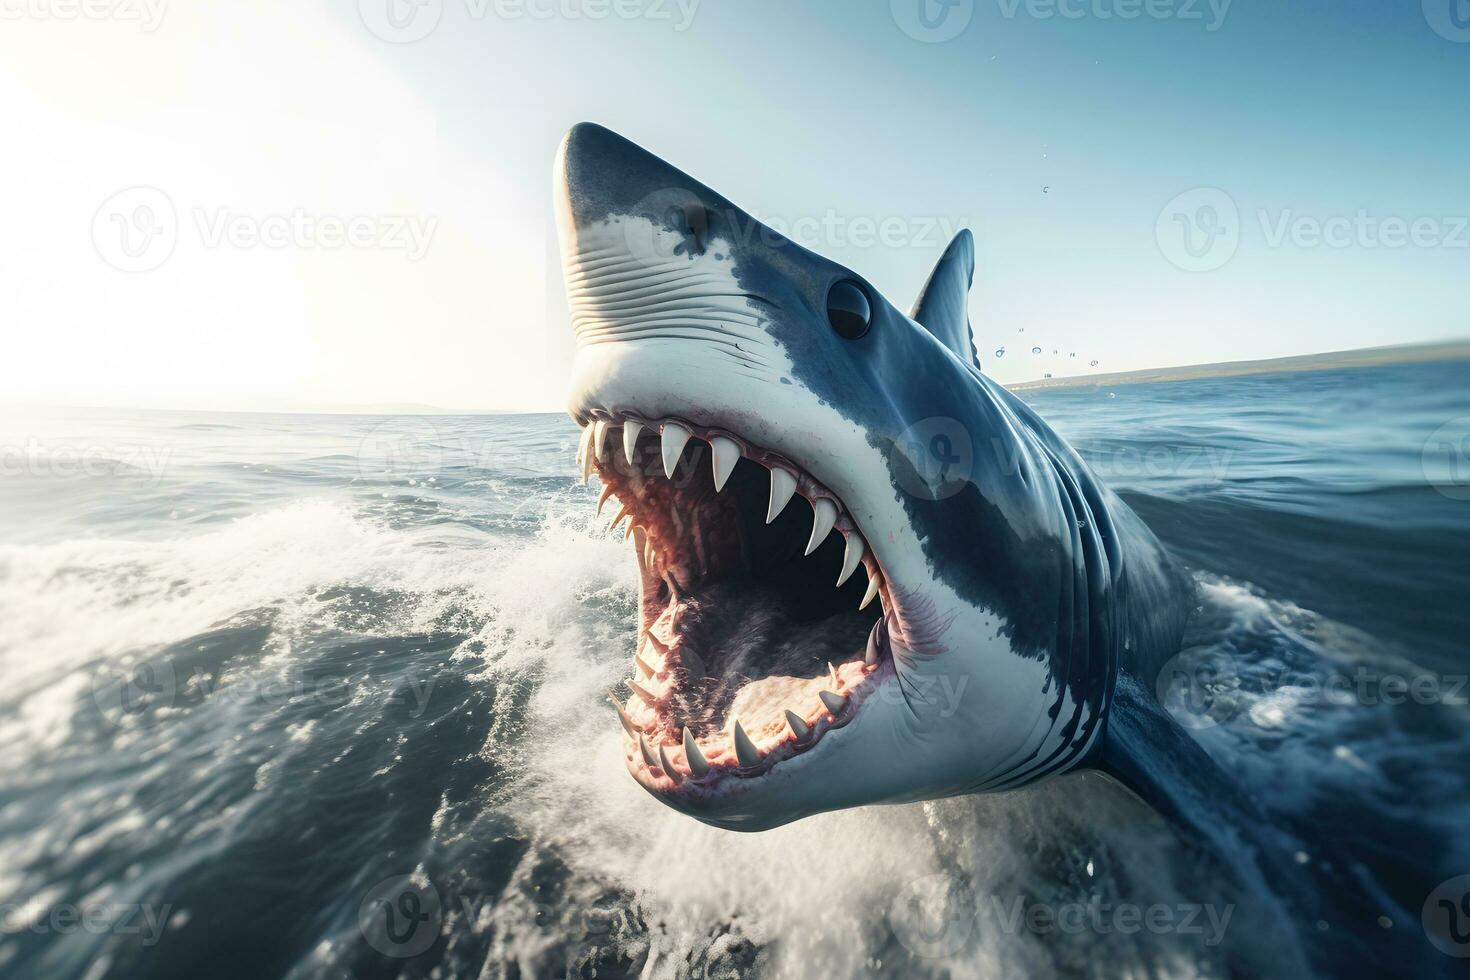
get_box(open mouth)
[577,413,897,795]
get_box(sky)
[1,0,1467,412]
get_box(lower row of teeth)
[608,632,879,784]
[576,416,884,609]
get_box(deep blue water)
[1,358,1468,978]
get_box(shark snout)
[554,123,791,425]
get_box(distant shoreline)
[1006,339,1470,392]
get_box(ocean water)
[1,358,1468,979]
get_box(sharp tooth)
[608,690,638,738]
[709,436,740,492]
[607,504,629,532]
[632,525,647,554]
[682,728,710,776]
[639,735,658,768]
[860,571,881,610]
[819,690,848,716]
[625,521,638,541]
[657,743,684,784]
[827,661,839,687]
[592,420,610,463]
[765,467,797,524]
[580,427,596,485]
[623,420,643,466]
[577,424,593,468]
[635,650,654,678]
[836,533,865,586]
[595,485,615,518]
[785,710,811,739]
[660,423,692,478]
[732,719,761,768]
[645,632,670,657]
[804,498,837,556]
[865,627,880,667]
[628,680,658,707]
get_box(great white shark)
[552,123,1447,977]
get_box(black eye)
[826,280,871,339]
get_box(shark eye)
[826,280,871,339]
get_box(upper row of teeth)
[576,416,882,606]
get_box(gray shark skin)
[553,124,1438,978]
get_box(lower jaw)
[625,616,901,801]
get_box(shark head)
[556,123,1119,831]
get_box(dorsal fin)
[910,229,978,369]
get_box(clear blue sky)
[3,0,1467,409]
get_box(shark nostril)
[663,201,709,256]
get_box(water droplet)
[1031,346,1041,354]
[994,347,1006,358]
